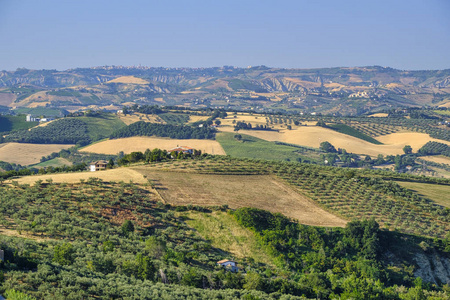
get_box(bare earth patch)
[133,168,347,227]
[13,167,147,185]
[0,142,74,165]
[81,137,226,155]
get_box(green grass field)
[158,113,189,125]
[30,157,72,168]
[216,132,319,163]
[75,113,126,141]
[180,211,276,267]
[0,115,38,133]
[328,123,383,144]
[396,181,450,208]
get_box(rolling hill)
[1,156,449,299]
[1,66,450,115]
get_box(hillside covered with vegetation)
[0,156,449,299]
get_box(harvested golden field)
[13,167,147,185]
[420,155,450,165]
[28,101,51,108]
[133,168,347,227]
[118,112,163,125]
[385,83,402,88]
[220,113,272,127]
[81,137,226,155]
[0,143,74,165]
[220,126,450,156]
[107,76,149,84]
[187,115,210,123]
[439,101,450,108]
[376,132,450,148]
[368,113,388,117]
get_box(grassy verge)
[328,123,382,144]
[216,132,319,162]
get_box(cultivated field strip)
[141,157,449,238]
[132,167,347,227]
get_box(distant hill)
[1,66,450,115]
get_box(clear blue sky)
[0,0,449,71]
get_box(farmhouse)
[89,160,108,172]
[26,114,40,122]
[217,259,238,272]
[26,114,54,122]
[168,146,194,155]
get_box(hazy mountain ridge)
[1,66,450,115]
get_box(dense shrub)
[110,122,216,139]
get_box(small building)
[39,117,54,122]
[26,114,40,122]
[89,160,108,172]
[168,146,194,155]
[217,259,238,272]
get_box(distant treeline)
[118,148,203,165]
[0,163,87,180]
[234,121,274,131]
[0,161,26,172]
[5,119,91,145]
[110,122,216,140]
[123,105,163,115]
[0,169,35,180]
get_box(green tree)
[145,236,167,259]
[403,145,413,154]
[121,220,135,236]
[244,272,263,290]
[107,159,114,169]
[53,242,75,265]
[4,289,36,300]
[320,141,337,153]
